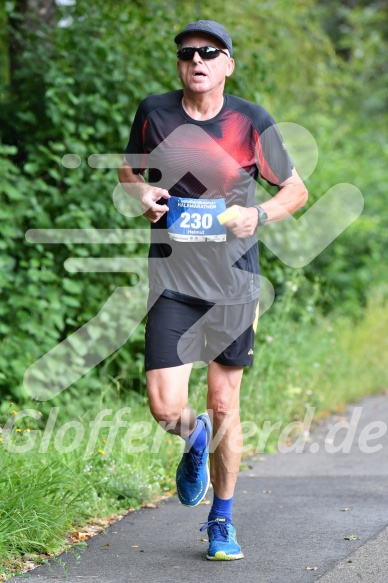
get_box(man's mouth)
[193,72,206,76]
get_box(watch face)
[258,207,268,225]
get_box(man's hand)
[224,205,258,238]
[140,186,170,223]
[119,162,170,223]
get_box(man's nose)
[192,49,203,63]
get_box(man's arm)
[259,167,308,222]
[118,159,170,223]
[224,167,308,238]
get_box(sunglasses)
[177,46,229,61]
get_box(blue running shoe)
[175,413,212,507]
[200,517,244,560]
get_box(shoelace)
[199,519,230,541]
[185,449,205,481]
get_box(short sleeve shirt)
[125,90,293,305]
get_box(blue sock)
[184,419,207,453]
[208,494,234,522]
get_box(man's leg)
[147,365,212,507]
[207,361,243,499]
[199,361,245,560]
[146,364,195,437]
[145,294,213,506]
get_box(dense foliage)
[0,0,387,400]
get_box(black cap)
[174,20,233,57]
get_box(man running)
[119,20,307,560]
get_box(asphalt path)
[13,392,388,583]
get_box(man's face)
[177,33,235,96]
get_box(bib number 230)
[167,197,227,242]
[180,212,213,230]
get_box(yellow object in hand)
[217,205,240,225]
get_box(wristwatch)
[255,205,268,227]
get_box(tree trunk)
[7,0,56,92]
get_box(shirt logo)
[248,349,254,355]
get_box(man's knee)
[207,362,243,420]
[147,395,181,426]
[146,386,184,427]
[208,395,239,420]
[146,365,191,426]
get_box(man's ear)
[226,58,235,78]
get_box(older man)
[119,20,307,560]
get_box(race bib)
[166,197,227,242]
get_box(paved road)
[13,393,388,582]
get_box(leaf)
[62,278,82,295]
[3,184,24,201]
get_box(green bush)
[0,0,386,400]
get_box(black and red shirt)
[125,90,293,305]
